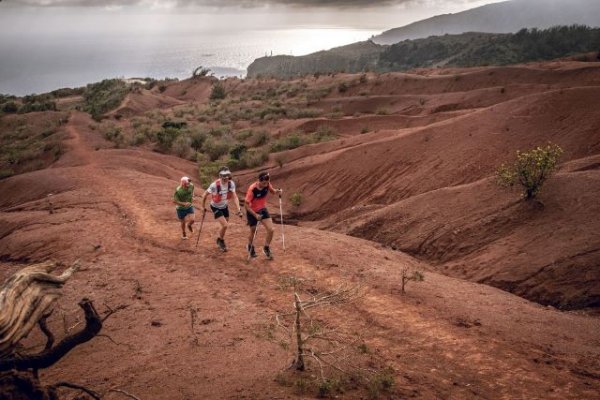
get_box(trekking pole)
[247,221,260,261]
[195,209,207,249]
[278,194,286,252]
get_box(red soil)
[1,60,599,399]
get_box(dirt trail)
[2,114,582,399]
[1,63,599,398]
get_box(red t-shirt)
[245,182,273,212]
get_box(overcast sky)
[0,1,508,32]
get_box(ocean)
[0,27,378,96]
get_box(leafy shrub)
[290,192,302,207]
[190,129,207,151]
[101,123,124,146]
[198,162,222,187]
[313,125,337,142]
[247,130,270,147]
[210,82,226,100]
[2,101,18,113]
[496,143,563,200]
[162,120,187,130]
[202,137,230,161]
[156,127,181,151]
[338,82,349,93]
[239,149,269,169]
[229,143,247,160]
[270,133,305,152]
[286,107,323,119]
[0,168,14,179]
[172,135,194,159]
[18,101,57,114]
[235,130,253,141]
[84,79,129,120]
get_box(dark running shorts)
[176,206,195,220]
[246,208,270,227]
[211,205,229,219]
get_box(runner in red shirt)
[244,171,282,259]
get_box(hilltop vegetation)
[381,25,600,69]
[248,25,600,78]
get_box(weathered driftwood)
[0,261,79,358]
[0,298,102,372]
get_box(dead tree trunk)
[293,293,305,371]
[0,261,80,357]
[0,261,103,399]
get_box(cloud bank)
[4,0,484,9]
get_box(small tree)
[400,268,424,294]
[192,66,211,78]
[290,192,302,207]
[496,143,563,200]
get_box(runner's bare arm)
[201,190,210,211]
[231,192,243,216]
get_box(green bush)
[270,133,305,152]
[190,129,207,151]
[2,101,19,113]
[198,162,222,187]
[229,143,247,160]
[210,82,226,100]
[247,130,270,147]
[496,143,563,200]
[0,168,14,179]
[313,125,337,142]
[156,127,181,151]
[244,149,269,168]
[290,192,302,207]
[202,137,230,161]
[84,79,129,120]
[18,101,57,114]
[172,135,193,159]
[101,123,124,145]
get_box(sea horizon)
[0,26,379,96]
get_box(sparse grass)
[83,79,129,121]
[367,368,395,399]
[0,112,68,179]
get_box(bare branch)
[51,381,101,400]
[0,298,102,372]
[102,303,128,322]
[38,312,55,351]
[110,388,143,400]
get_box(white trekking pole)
[278,194,286,252]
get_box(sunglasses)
[220,175,231,179]
[259,176,270,182]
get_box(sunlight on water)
[0,27,378,95]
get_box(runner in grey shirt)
[201,167,242,252]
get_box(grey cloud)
[5,0,434,8]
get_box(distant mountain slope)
[247,40,384,79]
[373,0,600,45]
[248,26,600,78]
